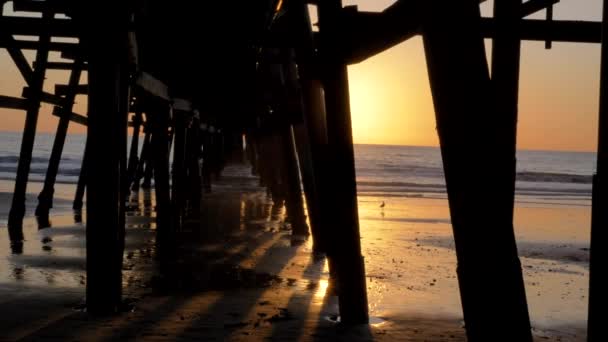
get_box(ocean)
[0,131,596,208]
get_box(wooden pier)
[0,0,606,340]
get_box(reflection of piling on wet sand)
[0,0,606,340]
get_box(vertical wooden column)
[422,1,531,340]
[185,114,202,217]
[589,1,608,340]
[73,139,89,212]
[126,111,143,192]
[292,123,323,246]
[36,58,84,220]
[7,10,52,246]
[84,6,129,314]
[171,109,187,231]
[318,0,369,324]
[291,0,332,255]
[282,126,309,236]
[133,124,151,192]
[150,103,174,262]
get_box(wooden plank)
[481,18,601,43]
[0,16,78,37]
[135,72,170,101]
[343,2,422,64]
[55,84,88,95]
[22,87,64,106]
[52,106,88,126]
[172,98,192,111]
[0,95,29,110]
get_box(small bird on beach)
[380,201,385,208]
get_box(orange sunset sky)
[0,0,604,152]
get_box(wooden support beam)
[7,11,52,249]
[282,126,309,236]
[0,95,29,110]
[35,58,84,218]
[22,87,64,106]
[135,72,170,101]
[171,108,187,232]
[126,112,143,192]
[422,0,532,340]
[588,1,608,340]
[42,61,87,70]
[83,4,128,314]
[73,139,88,211]
[520,0,560,18]
[51,106,87,126]
[342,2,422,64]
[0,16,78,37]
[481,18,601,43]
[342,10,600,65]
[149,103,174,266]
[318,0,369,325]
[290,0,332,254]
[55,84,88,95]
[491,0,534,338]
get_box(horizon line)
[0,129,596,154]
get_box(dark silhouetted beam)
[0,95,29,110]
[481,18,601,43]
[52,106,87,126]
[588,1,608,340]
[423,0,532,339]
[343,1,422,64]
[0,16,77,37]
[39,61,87,70]
[135,72,170,101]
[55,84,88,95]
[22,87,64,106]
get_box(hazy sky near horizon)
[0,0,604,151]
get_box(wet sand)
[0,165,590,341]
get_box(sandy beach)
[0,164,590,341]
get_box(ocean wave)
[0,156,54,164]
[358,181,444,189]
[0,166,82,176]
[517,171,591,184]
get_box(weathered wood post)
[7,10,52,245]
[171,107,188,231]
[126,111,143,192]
[73,139,88,212]
[149,102,174,262]
[291,0,331,254]
[422,1,532,340]
[282,126,309,236]
[589,1,608,340]
[317,0,369,324]
[83,5,130,314]
[36,58,84,221]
